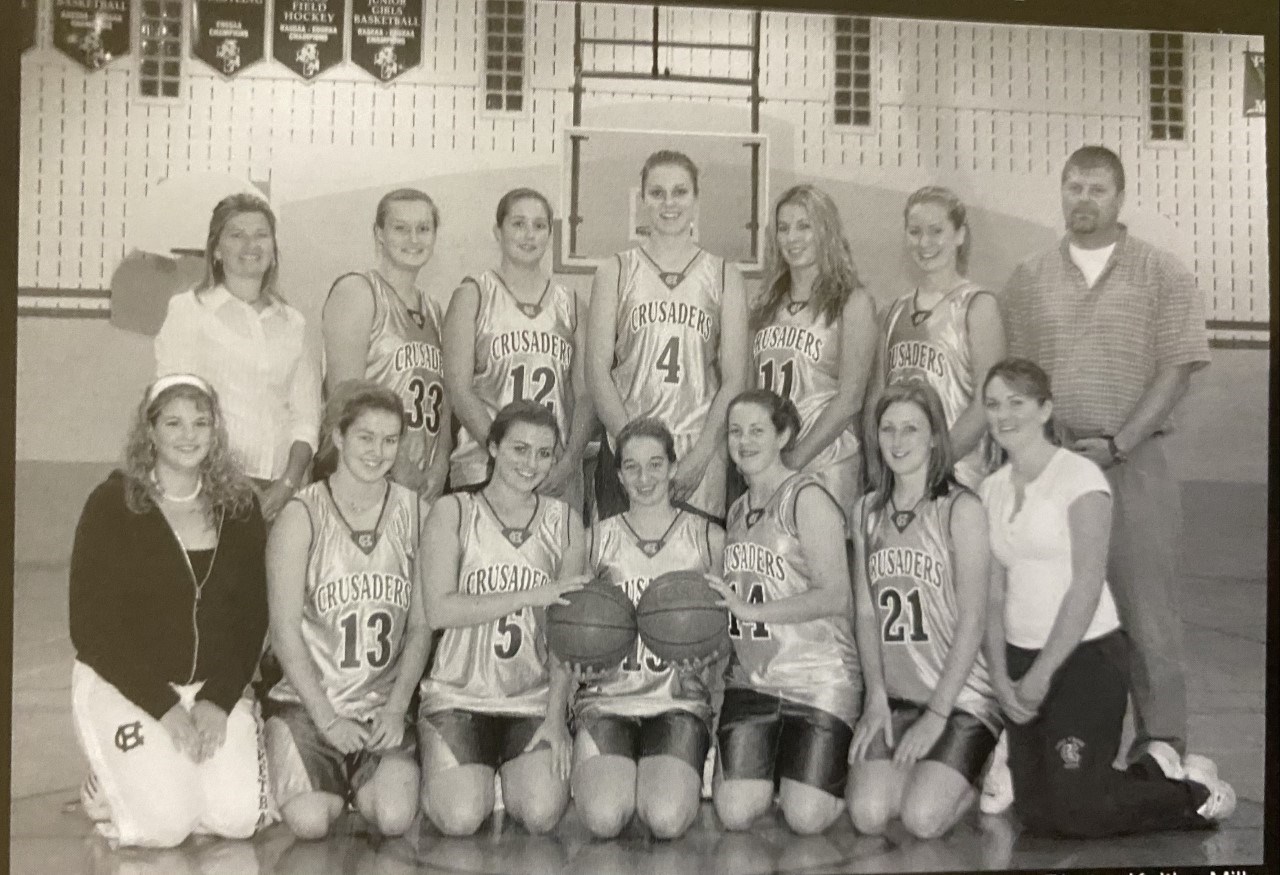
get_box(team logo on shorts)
[114,721,144,753]
[1056,736,1085,769]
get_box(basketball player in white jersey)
[707,389,861,835]
[417,401,588,836]
[752,184,877,523]
[872,186,1006,492]
[443,188,592,505]
[872,185,1011,811]
[586,150,748,524]
[847,381,999,839]
[572,417,726,840]
[323,188,451,504]
[265,383,430,840]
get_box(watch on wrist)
[1106,436,1127,464]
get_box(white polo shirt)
[980,448,1121,650]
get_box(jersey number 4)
[878,586,929,643]
[655,337,681,384]
[727,581,771,640]
[406,377,444,434]
[339,610,395,669]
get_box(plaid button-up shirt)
[1001,226,1210,437]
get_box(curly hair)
[122,382,256,521]
[753,184,864,332]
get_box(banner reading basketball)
[351,0,421,83]
[53,0,131,71]
[192,0,267,78]
[273,0,346,81]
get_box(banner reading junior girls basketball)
[273,0,346,81]
[351,0,422,82]
[193,0,267,78]
[53,0,131,70]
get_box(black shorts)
[419,710,545,773]
[863,698,998,786]
[263,700,417,806]
[717,688,854,797]
[577,710,711,772]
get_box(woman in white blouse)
[978,357,1234,837]
[156,193,320,521]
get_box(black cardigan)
[69,470,269,720]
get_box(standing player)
[443,188,592,503]
[847,381,998,839]
[873,186,1005,491]
[70,375,274,848]
[323,188,451,504]
[417,401,588,836]
[586,150,748,523]
[708,389,860,835]
[751,184,877,522]
[265,383,430,840]
[572,417,725,841]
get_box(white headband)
[147,373,215,405]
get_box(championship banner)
[21,0,39,52]
[1243,51,1264,117]
[192,0,267,78]
[53,0,131,70]
[273,0,347,81]
[351,0,422,82]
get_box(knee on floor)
[780,792,843,836]
[282,797,339,841]
[637,795,697,840]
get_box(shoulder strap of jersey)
[324,270,378,318]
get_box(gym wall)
[15,1,1269,482]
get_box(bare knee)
[422,784,490,837]
[578,790,633,839]
[847,790,891,836]
[780,789,843,836]
[638,796,697,840]
[900,796,958,840]
[369,795,417,837]
[714,785,771,832]
[282,795,341,841]
[509,787,568,835]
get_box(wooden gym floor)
[8,463,1268,874]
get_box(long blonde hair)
[122,382,256,520]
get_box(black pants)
[1005,630,1208,838]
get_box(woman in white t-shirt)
[978,358,1234,837]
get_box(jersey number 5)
[406,377,444,434]
[339,610,394,669]
[878,587,928,643]
[494,613,523,659]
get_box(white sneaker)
[979,733,1014,815]
[80,772,111,822]
[1183,754,1237,823]
[1138,740,1186,781]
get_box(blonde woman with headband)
[156,192,321,520]
[69,374,276,847]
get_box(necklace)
[910,280,968,326]
[153,473,203,503]
[621,509,681,557]
[326,479,388,554]
[889,491,927,533]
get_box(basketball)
[545,577,638,670]
[636,569,731,664]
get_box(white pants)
[71,661,278,848]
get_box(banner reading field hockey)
[351,0,422,82]
[192,0,267,78]
[53,0,131,70]
[273,0,346,81]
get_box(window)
[833,16,872,127]
[1148,32,1186,141]
[139,0,183,98]
[485,0,526,112]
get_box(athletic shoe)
[979,733,1014,815]
[1138,740,1186,781]
[701,748,715,800]
[80,772,111,822]
[493,772,505,812]
[1183,754,1237,823]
